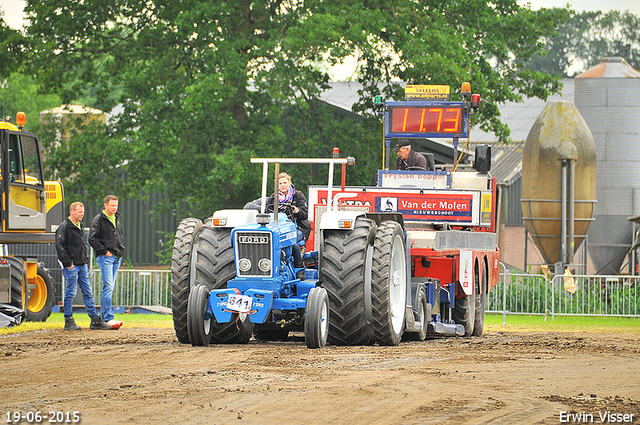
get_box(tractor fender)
[319,210,367,231]
[212,209,257,228]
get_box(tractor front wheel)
[305,287,329,349]
[191,226,252,344]
[187,284,212,347]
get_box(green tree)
[525,10,640,77]
[22,0,567,217]
[524,9,595,77]
[0,10,26,79]
[37,115,130,202]
[0,73,60,127]
[574,11,640,71]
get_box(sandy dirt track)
[1,327,639,425]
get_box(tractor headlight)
[258,258,272,273]
[256,214,270,226]
[238,258,252,272]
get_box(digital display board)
[390,106,464,135]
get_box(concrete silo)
[575,57,640,274]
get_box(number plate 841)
[226,294,253,313]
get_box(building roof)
[470,80,574,143]
[320,82,369,111]
[320,81,407,110]
[576,57,640,79]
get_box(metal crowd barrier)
[86,266,639,319]
[89,269,171,310]
[487,266,640,321]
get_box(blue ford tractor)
[171,158,353,349]
[188,206,329,348]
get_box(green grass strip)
[486,313,640,333]
[2,312,638,336]
[0,312,174,335]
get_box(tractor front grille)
[235,231,272,277]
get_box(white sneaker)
[106,319,123,330]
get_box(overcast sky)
[2,0,639,30]
[522,0,640,14]
[2,0,638,80]
[0,0,24,29]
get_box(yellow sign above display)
[405,85,450,100]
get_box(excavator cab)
[0,112,64,322]
[2,130,47,231]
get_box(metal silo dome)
[575,57,640,274]
[521,101,596,268]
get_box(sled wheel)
[472,262,487,337]
[453,263,477,337]
[405,288,430,341]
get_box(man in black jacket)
[56,202,111,331]
[89,195,125,330]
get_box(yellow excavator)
[0,112,64,321]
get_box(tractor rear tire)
[171,218,204,343]
[405,288,430,342]
[25,263,54,322]
[321,217,376,346]
[191,226,252,344]
[187,284,212,347]
[371,221,407,346]
[305,287,329,349]
[472,263,487,337]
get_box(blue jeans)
[96,255,122,322]
[63,264,98,318]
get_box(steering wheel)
[266,201,294,217]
